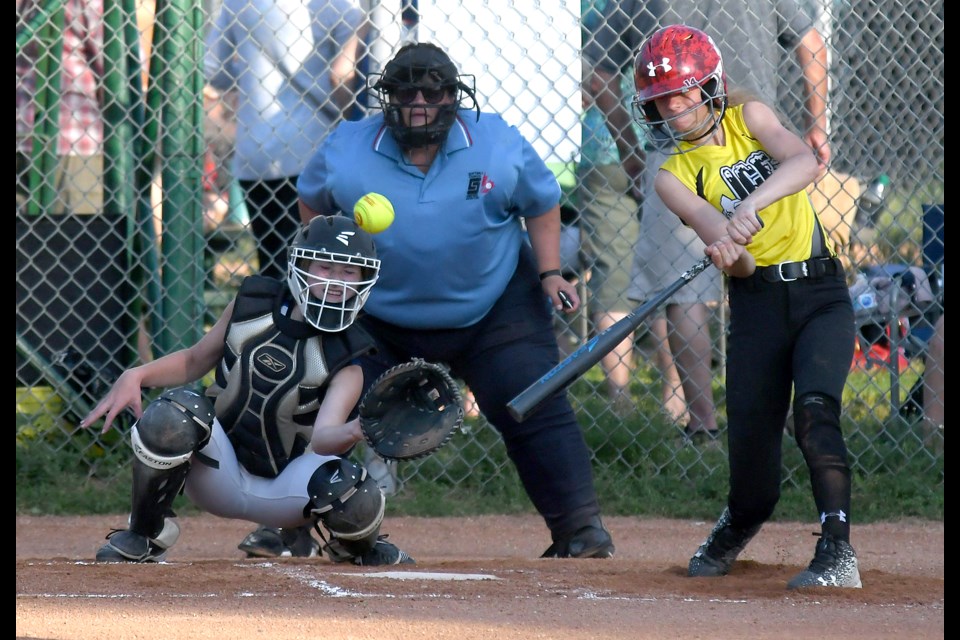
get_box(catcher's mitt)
[359,358,464,461]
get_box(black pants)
[725,268,855,535]
[239,177,300,281]
[358,245,602,540]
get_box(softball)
[353,192,395,234]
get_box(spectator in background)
[203,0,365,280]
[17,0,104,215]
[585,0,829,443]
[581,58,689,423]
[577,1,644,417]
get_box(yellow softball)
[353,192,395,234]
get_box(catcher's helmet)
[369,42,478,149]
[631,25,728,153]
[287,216,380,332]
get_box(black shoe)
[325,534,415,566]
[351,537,415,566]
[96,519,180,563]
[541,519,615,559]
[688,508,761,577]
[238,525,320,558]
[787,533,862,589]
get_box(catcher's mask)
[287,216,380,332]
[369,42,479,149]
[631,24,728,154]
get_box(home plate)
[345,571,500,581]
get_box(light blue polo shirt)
[298,111,561,328]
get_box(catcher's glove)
[358,358,464,461]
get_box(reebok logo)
[257,353,287,373]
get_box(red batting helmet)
[631,25,728,151]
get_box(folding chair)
[899,203,945,418]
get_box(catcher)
[80,216,416,565]
[239,358,465,558]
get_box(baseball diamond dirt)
[17,514,942,639]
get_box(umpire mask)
[370,42,478,149]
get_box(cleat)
[687,547,732,577]
[688,507,761,577]
[351,538,415,566]
[787,533,862,589]
[96,519,180,563]
[238,525,320,559]
[326,534,415,566]
[542,518,615,559]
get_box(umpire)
[297,42,614,558]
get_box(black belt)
[759,257,841,283]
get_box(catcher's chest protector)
[208,276,375,478]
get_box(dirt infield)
[17,514,943,639]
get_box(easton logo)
[647,57,672,76]
[335,231,355,246]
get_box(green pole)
[101,0,135,217]
[25,0,65,217]
[15,0,65,51]
[156,0,205,352]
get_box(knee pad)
[792,393,840,442]
[132,387,214,470]
[792,392,848,471]
[307,458,385,555]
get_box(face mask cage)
[367,71,479,148]
[287,248,380,332]
[631,74,727,155]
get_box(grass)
[16,360,943,523]
[17,443,941,523]
[17,215,944,522]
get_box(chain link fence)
[17,0,943,503]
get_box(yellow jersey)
[661,104,835,267]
